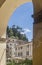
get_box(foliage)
[7,59,32,65]
[7,26,13,37]
[7,25,28,41]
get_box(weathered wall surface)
[0,43,6,65]
[33,22,42,65]
[33,0,42,64]
[33,0,42,13]
[33,0,42,65]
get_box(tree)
[6,26,10,37]
[9,28,13,37]
[7,26,13,37]
[7,25,28,42]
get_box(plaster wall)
[0,43,6,65]
[33,22,42,65]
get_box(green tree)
[9,28,13,37]
[7,25,28,42]
[7,26,13,37]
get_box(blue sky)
[8,2,34,41]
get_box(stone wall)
[33,22,42,65]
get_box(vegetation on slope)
[7,25,28,41]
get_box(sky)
[8,2,34,41]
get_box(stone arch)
[0,0,32,38]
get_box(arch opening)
[6,2,33,65]
[0,0,32,37]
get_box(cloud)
[20,32,25,34]
[24,29,31,33]
[20,29,31,34]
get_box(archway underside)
[0,0,32,37]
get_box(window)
[18,52,23,56]
[21,47,23,49]
[7,45,9,48]
[18,53,20,56]
[21,52,23,56]
[26,51,29,55]
[18,47,23,50]
[27,45,29,48]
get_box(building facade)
[6,38,32,60]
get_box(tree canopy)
[7,25,28,41]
